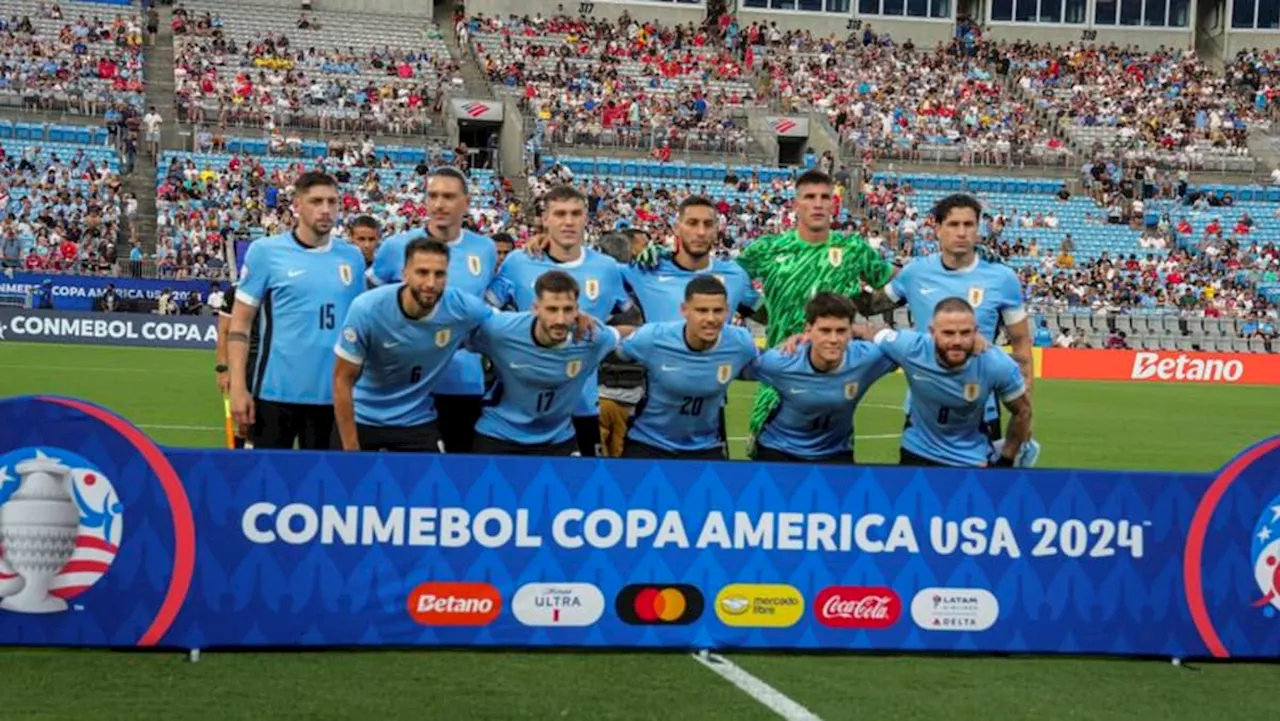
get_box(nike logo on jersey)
[660,364,681,372]
[658,276,677,283]
[920,287,937,296]
[288,269,306,278]
[382,341,400,349]
[510,362,533,369]
[788,388,808,394]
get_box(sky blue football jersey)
[749,341,897,459]
[334,286,492,427]
[620,256,760,323]
[486,248,630,416]
[469,312,620,446]
[873,328,1026,467]
[618,322,758,453]
[367,228,497,396]
[236,232,366,405]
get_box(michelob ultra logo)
[714,583,805,628]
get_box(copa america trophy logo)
[0,448,124,614]
[1251,494,1280,617]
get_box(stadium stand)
[0,123,130,275]
[172,0,462,135]
[0,0,146,116]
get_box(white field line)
[691,652,824,721]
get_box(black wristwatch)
[215,364,229,373]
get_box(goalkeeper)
[643,169,896,437]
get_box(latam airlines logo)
[0,448,123,613]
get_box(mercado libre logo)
[1185,436,1280,658]
[0,447,123,613]
[0,396,195,646]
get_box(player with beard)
[470,271,626,457]
[228,171,366,450]
[487,185,630,458]
[868,298,1033,468]
[367,167,497,453]
[331,238,493,452]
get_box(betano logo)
[406,581,501,626]
[714,583,804,628]
[615,584,704,625]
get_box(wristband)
[215,364,229,373]
[992,454,1015,468]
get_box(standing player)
[855,193,1033,441]
[470,271,623,457]
[614,276,758,460]
[347,214,382,271]
[621,195,759,323]
[636,171,894,438]
[331,238,492,452]
[749,293,896,465]
[215,281,258,448]
[228,171,366,449]
[366,167,497,453]
[487,185,630,457]
[870,298,1033,467]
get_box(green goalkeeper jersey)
[735,229,895,437]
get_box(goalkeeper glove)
[990,438,1041,468]
[633,242,666,271]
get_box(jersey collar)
[682,324,722,353]
[397,285,440,322]
[939,253,979,274]
[529,315,570,349]
[291,231,333,253]
[547,245,587,268]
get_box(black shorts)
[433,395,482,454]
[573,415,603,457]
[899,447,949,467]
[622,438,727,461]
[253,399,335,450]
[472,434,580,457]
[330,421,444,453]
[904,407,1002,445]
[752,443,854,465]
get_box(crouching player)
[871,297,1034,468]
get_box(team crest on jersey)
[566,359,583,378]
[435,329,451,348]
[968,286,984,308]
[717,363,733,384]
[844,381,859,400]
[585,279,600,301]
[467,255,483,276]
[963,382,981,402]
[338,263,354,286]
[828,247,844,267]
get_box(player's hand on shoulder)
[849,323,880,341]
[573,311,599,341]
[973,334,990,355]
[523,233,549,258]
[776,332,807,356]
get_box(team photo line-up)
[214,166,1038,469]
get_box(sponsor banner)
[1,395,1279,658]
[451,99,504,122]
[1041,348,1280,385]
[0,273,211,312]
[765,116,809,138]
[0,308,217,349]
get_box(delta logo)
[813,586,901,630]
[406,581,501,627]
[714,583,804,628]
[615,584,704,626]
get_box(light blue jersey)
[873,328,1026,467]
[334,286,492,427]
[236,232,366,405]
[618,322,758,453]
[469,312,620,446]
[486,248,630,416]
[620,256,760,323]
[884,254,1027,423]
[750,341,897,460]
[367,227,498,396]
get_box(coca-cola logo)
[813,586,902,629]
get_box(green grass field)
[1,341,1278,720]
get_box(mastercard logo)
[615,584,704,626]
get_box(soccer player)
[621,195,759,324]
[855,193,1033,442]
[749,293,896,465]
[331,238,492,452]
[228,171,366,449]
[347,214,382,269]
[870,298,1033,468]
[470,270,622,457]
[615,276,758,460]
[487,185,630,457]
[635,171,895,438]
[216,282,259,448]
[366,167,497,453]
[492,232,515,270]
